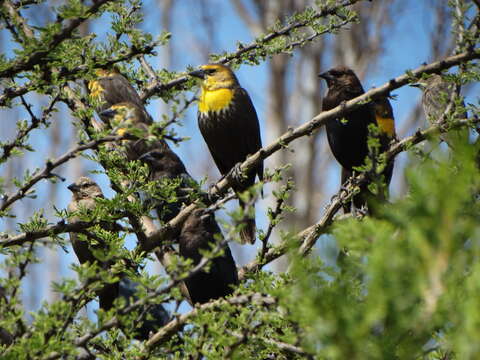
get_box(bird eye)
[206,68,216,75]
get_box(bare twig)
[0,134,128,213]
[0,0,113,78]
[140,0,366,100]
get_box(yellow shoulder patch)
[199,88,234,113]
[376,116,396,137]
[88,80,104,100]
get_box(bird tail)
[239,200,256,244]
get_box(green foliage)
[0,0,479,358]
[285,142,480,360]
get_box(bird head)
[67,177,103,200]
[410,74,443,91]
[319,66,362,89]
[94,66,121,78]
[138,149,166,167]
[99,102,144,135]
[190,64,239,91]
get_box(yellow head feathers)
[191,64,239,114]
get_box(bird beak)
[67,183,79,192]
[99,108,117,119]
[190,69,206,79]
[409,83,421,89]
[318,71,334,82]
[138,152,155,163]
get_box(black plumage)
[179,209,238,304]
[192,64,263,244]
[320,67,394,213]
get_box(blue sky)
[1,0,477,315]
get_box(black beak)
[99,108,117,119]
[409,83,421,88]
[190,69,206,79]
[67,183,79,192]
[318,71,334,82]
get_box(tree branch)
[140,0,366,100]
[0,0,113,78]
[144,49,480,249]
[0,134,128,214]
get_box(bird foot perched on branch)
[230,162,248,188]
[206,183,222,203]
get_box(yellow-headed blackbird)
[100,102,238,303]
[99,101,159,161]
[67,177,170,338]
[88,67,152,124]
[67,176,120,310]
[140,149,239,304]
[412,74,469,147]
[319,67,395,213]
[191,64,263,244]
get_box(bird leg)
[230,162,247,188]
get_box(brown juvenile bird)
[67,177,170,338]
[191,64,263,244]
[88,67,152,124]
[412,74,469,147]
[67,176,119,310]
[140,150,239,304]
[319,67,395,213]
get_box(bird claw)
[230,162,246,188]
[206,183,221,203]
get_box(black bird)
[319,67,395,213]
[191,64,263,244]
[140,150,239,304]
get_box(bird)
[411,74,469,147]
[139,149,239,304]
[100,101,239,304]
[67,177,170,339]
[118,278,170,340]
[178,209,238,304]
[319,66,395,213]
[67,176,120,311]
[372,95,396,188]
[191,64,263,244]
[98,101,165,162]
[87,67,152,124]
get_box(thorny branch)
[140,0,366,100]
[1,94,60,163]
[0,134,129,214]
[0,0,113,78]
[259,180,293,263]
[144,49,480,249]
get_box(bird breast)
[199,88,234,114]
